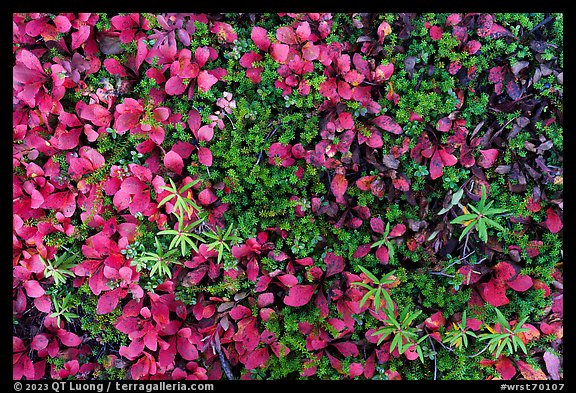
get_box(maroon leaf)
[477,149,499,168]
[331,174,348,201]
[516,360,547,380]
[373,115,403,134]
[31,334,49,351]
[436,117,452,132]
[284,284,316,307]
[353,244,372,258]
[370,218,385,234]
[324,252,345,278]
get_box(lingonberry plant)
[13,12,562,382]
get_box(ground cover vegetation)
[13,12,563,381]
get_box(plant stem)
[468,343,491,358]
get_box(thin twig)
[429,271,455,278]
[213,342,235,380]
[427,334,438,381]
[468,343,491,358]
[254,126,280,167]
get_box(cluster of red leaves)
[13,12,562,381]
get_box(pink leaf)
[543,351,561,380]
[53,15,72,33]
[57,331,82,347]
[389,223,406,237]
[276,26,297,45]
[370,218,385,234]
[197,70,218,92]
[31,334,49,351]
[198,147,213,167]
[270,43,289,63]
[544,208,562,233]
[251,26,270,52]
[324,252,345,278]
[96,289,120,315]
[333,342,358,357]
[284,284,316,307]
[23,280,44,298]
[197,125,214,142]
[356,176,376,191]
[164,151,184,175]
[424,311,446,331]
[165,76,187,96]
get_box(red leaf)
[374,63,394,82]
[284,284,316,307]
[353,244,372,259]
[229,305,252,321]
[198,189,217,205]
[479,280,509,307]
[429,149,444,180]
[495,356,517,380]
[251,26,270,52]
[53,15,72,33]
[198,147,213,167]
[429,25,443,40]
[324,252,345,278]
[376,21,392,44]
[424,311,446,331]
[477,149,499,168]
[197,70,218,92]
[373,115,403,134]
[270,43,289,63]
[81,104,111,127]
[331,174,348,201]
[389,223,406,237]
[23,280,44,298]
[164,151,184,175]
[494,262,516,282]
[465,40,481,55]
[507,274,533,292]
[356,176,376,191]
[516,360,547,380]
[370,218,385,235]
[71,25,90,49]
[245,347,270,370]
[544,208,563,233]
[57,331,82,347]
[97,289,121,315]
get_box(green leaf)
[157,193,175,208]
[477,218,488,242]
[458,221,477,241]
[450,214,478,224]
[494,308,510,329]
[484,217,505,231]
[359,290,374,308]
[391,333,401,353]
[357,265,379,284]
[374,288,381,311]
[179,179,200,193]
[351,282,373,290]
[452,189,464,205]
